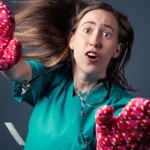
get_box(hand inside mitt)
[95,98,150,150]
[0,0,22,70]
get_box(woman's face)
[69,9,122,78]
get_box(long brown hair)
[14,0,87,66]
[69,2,135,91]
[14,0,135,91]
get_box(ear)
[69,32,75,50]
[113,43,122,58]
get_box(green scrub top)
[13,60,134,150]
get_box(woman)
[1,0,147,149]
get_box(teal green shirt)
[13,61,134,150]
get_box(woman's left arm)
[95,97,150,149]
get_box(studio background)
[1,0,150,150]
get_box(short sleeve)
[12,60,51,106]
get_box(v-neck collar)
[70,79,108,98]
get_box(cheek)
[73,37,87,54]
[100,47,116,66]
[103,41,118,55]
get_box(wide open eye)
[83,28,92,34]
[102,32,112,39]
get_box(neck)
[73,68,106,94]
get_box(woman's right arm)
[0,1,32,82]
[1,59,32,82]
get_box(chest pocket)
[79,131,96,150]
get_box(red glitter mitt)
[0,0,22,70]
[95,98,150,150]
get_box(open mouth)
[87,52,98,58]
[86,52,100,62]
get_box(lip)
[85,51,100,62]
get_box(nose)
[89,32,101,48]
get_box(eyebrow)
[103,24,115,32]
[81,21,115,32]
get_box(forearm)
[1,59,32,82]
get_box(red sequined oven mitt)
[0,0,22,70]
[95,98,150,150]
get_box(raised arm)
[0,1,32,82]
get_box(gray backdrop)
[1,0,150,150]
